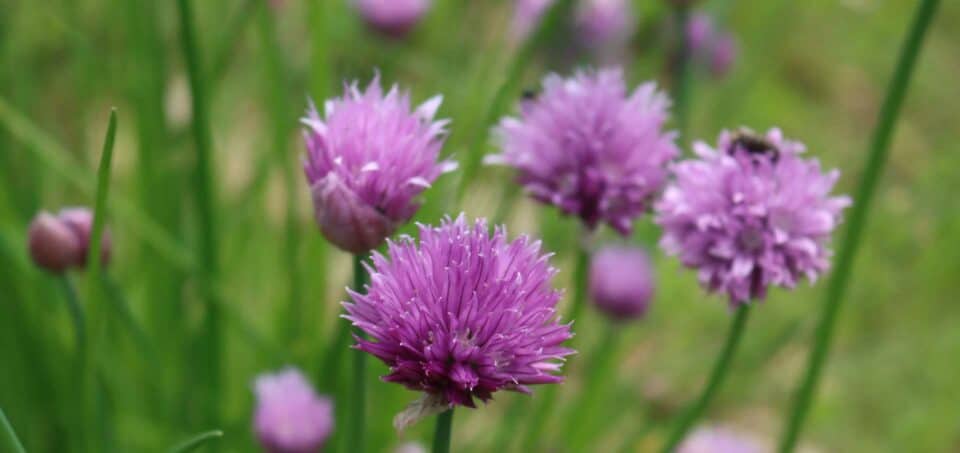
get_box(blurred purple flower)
[512,0,555,40]
[490,67,678,236]
[685,13,714,55]
[684,12,737,79]
[656,128,851,305]
[302,75,456,254]
[253,368,334,453]
[589,246,655,321]
[353,0,431,37]
[343,214,574,410]
[678,426,762,453]
[28,207,110,273]
[709,33,737,78]
[574,0,635,49]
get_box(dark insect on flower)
[727,128,780,163]
[656,128,851,305]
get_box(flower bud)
[310,174,397,254]
[709,33,737,78]
[353,0,431,37]
[253,368,334,453]
[28,212,82,273]
[589,246,655,321]
[58,207,111,268]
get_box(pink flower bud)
[58,207,111,268]
[353,0,431,37]
[589,246,655,321]
[28,212,82,273]
[311,174,396,254]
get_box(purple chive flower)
[656,128,851,305]
[302,76,455,254]
[685,13,714,55]
[678,426,762,453]
[490,68,679,236]
[28,207,110,273]
[253,368,334,453]
[343,214,574,411]
[512,0,554,40]
[574,0,635,49]
[709,33,737,78]
[589,246,655,321]
[352,0,431,37]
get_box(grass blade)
[778,0,941,450]
[167,430,223,453]
[0,408,26,453]
[176,0,223,431]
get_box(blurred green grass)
[1,0,958,452]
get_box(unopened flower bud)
[589,246,655,321]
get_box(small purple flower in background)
[684,12,737,79]
[352,0,431,37]
[656,128,851,305]
[302,75,455,254]
[709,33,737,78]
[490,67,678,236]
[253,368,334,453]
[574,0,635,49]
[589,246,655,321]
[512,0,555,40]
[685,13,714,55]
[28,207,111,273]
[678,426,762,453]
[343,214,573,421]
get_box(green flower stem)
[349,253,369,453]
[176,0,223,431]
[432,409,454,453]
[672,6,692,143]
[566,326,621,449]
[660,304,751,452]
[84,109,117,453]
[256,0,303,347]
[0,407,26,453]
[566,244,591,323]
[455,0,576,202]
[58,275,85,353]
[778,1,940,451]
[522,239,590,450]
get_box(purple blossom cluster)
[656,128,851,305]
[491,68,678,236]
[343,214,574,408]
[302,76,456,253]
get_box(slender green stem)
[58,275,85,353]
[349,254,369,453]
[431,409,454,453]
[660,304,751,452]
[778,1,940,451]
[455,0,576,202]
[522,239,590,450]
[256,0,303,347]
[84,109,117,453]
[566,245,591,323]
[672,6,692,143]
[168,430,223,453]
[566,327,621,448]
[0,407,26,453]
[176,0,223,431]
